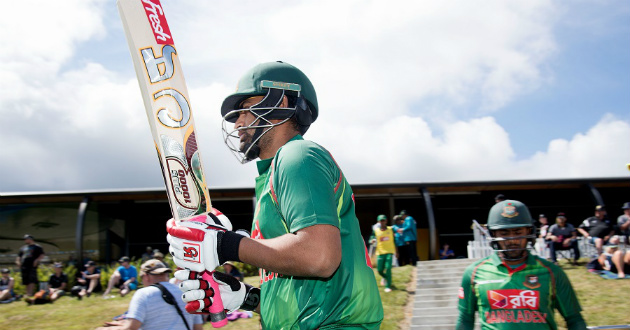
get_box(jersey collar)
[489,252,536,274]
[255,134,304,175]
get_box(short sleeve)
[273,142,339,232]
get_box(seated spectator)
[577,205,615,255]
[587,239,630,278]
[74,261,102,299]
[0,268,16,303]
[494,194,506,203]
[617,202,630,242]
[223,262,244,281]
[546,213,580,265]
[47,262,68,302]
[103,256,137,297]
[152,250,164,262]
[439,244,455,259]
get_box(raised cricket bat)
[117,0,227,326]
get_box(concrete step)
[413,306,458,316]
[411,323,481,330]
[417,279,460,288]
[411,314,459,326]
[417,266,469,274]
[417,275,462,282]
[414,298,458,308]
[415,287,458,296]
[418,258,480,265]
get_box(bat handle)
[202,270,228,327]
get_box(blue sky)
[1,0,628,193]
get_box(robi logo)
[182,242,201,263]
[488,290,539,310]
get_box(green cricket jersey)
[251,135,383,330]
[457,252,586,330]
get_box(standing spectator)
[103,257,138,297]
[0,268,16,303]
[47,262,68,302]
[141,246,153,263]
[399,210,418,266]
[456,200,586,330]
[494,194,506,203]
[370,215,396,292]
[577,205,615,255]
[96,259,203,330]
[547,213,580,265]
[536,214,550,239]
[75,261,102,299]
[617,202,630,242]
[392,215,407,266]
[439,244,455,259]
[16,234,45,296]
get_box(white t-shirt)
[126,281,203,330]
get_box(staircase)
[411,258,481,330]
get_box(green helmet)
[220,61,318,128]
[377,214,387,221]
[487,200,534,230]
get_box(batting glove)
[176,270,260,314]
[167,208,243,273]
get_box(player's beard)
[500,240,528,260]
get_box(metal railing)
[467,220,493,259]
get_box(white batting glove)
[176,269,260,314]
[166,208,233,273]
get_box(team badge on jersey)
[501,203,519,218]
[524,275,541,289]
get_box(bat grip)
[202,270,228,327]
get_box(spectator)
[439,244,455,259]
[536,214,550,239]
[392,215,407,266]
[546,213,580,265]
[103,257,138,298]
[75,261,102,299]
[16,234,45,296]
[96,259,203,330]
[399,210,418,266]
[223,262,244,281]
[577,205,615,255]
[152,250,164,262]
[47,262,68,302]
[587,240,630,278]
[141,246,153,263]
[370,215,396,292]
[494,194,506,203]
[617,202,630,242]
[0,268,16,303]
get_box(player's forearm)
[238,225,341,278]
[565,312,587,330]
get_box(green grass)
[1,261,627,329]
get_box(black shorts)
[21,268,38,285]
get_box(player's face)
[494,227,529,260]
[234,96,264,152]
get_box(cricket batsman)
[456,199,587,330]
[166,61,384,329]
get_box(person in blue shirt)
[103,256,138,297]
[392,215,407,266]
[398,210,418,265]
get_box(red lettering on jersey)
[251,219,264,240]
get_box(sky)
[1,0,629,193]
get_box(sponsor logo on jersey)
[458,287,465,299]
[524,275,541,289]
[488,289,539,309]
[501,203,519,218]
